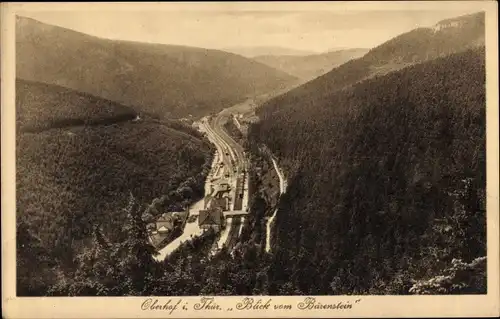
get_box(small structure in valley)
[148,210,188,248]
[207,179,231,210]
[211,197,229,211]
[198,207,225,232]
[156,214,174,232]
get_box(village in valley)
[146,112,255,259]
[146,177,232,251]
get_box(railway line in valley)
[201,112,248,212]
[201,111,250,252]
[154,108,251,261]
[154,100,286,260]
[203,108,286,254]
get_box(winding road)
[265,156,287,253]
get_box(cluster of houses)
[147,179,233,248]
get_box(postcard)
[1,1,499,318]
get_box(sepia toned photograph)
[1,1,499,318]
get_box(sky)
[18,5,481,54]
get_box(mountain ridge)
[222,45,319,57]
[263,11,485,109]
[16,16,298,119]
[253,48,370,81]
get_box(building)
[156,216,174,233]
[148,209,189,248]
[148,215,173,248]
[211,196,229,211]
[157,225,171,234]
[198,207,225,232]
[152,212,183,234]
[211,179,230,193]
[216,183,231,193]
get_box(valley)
[153,96,289,259]
[153,108,252,260]
[13,9,490,298]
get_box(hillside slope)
[16,80,214,295]
[223,46,317,58]
[16,16,297,119]
[16,79,137,132]
[249,47,486,294]
[254,48,369,81]
[266,11,484,107]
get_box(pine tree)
[117,193,159,295]
[50,225,120,296]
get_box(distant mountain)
[16,16,297,119]
[254,48,370,81]
[324,46,351,52]
[222,46,318,58]
[16,79,214,295]
[269,11,485,104]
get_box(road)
[265,156,287,253]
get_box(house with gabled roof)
[157,225,171,233]
[156,214,174,232]
[198,207,225,232]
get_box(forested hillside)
[16,79,137,132]
[16,80,214,295]
[16,16,297,119]
[267,12,484,107]
[248,47,486,294]
[254,48,369,81]
[50,47,488,297]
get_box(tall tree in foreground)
[48,224,122,296]
[117,193,159,295]
[49,193,160,296]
